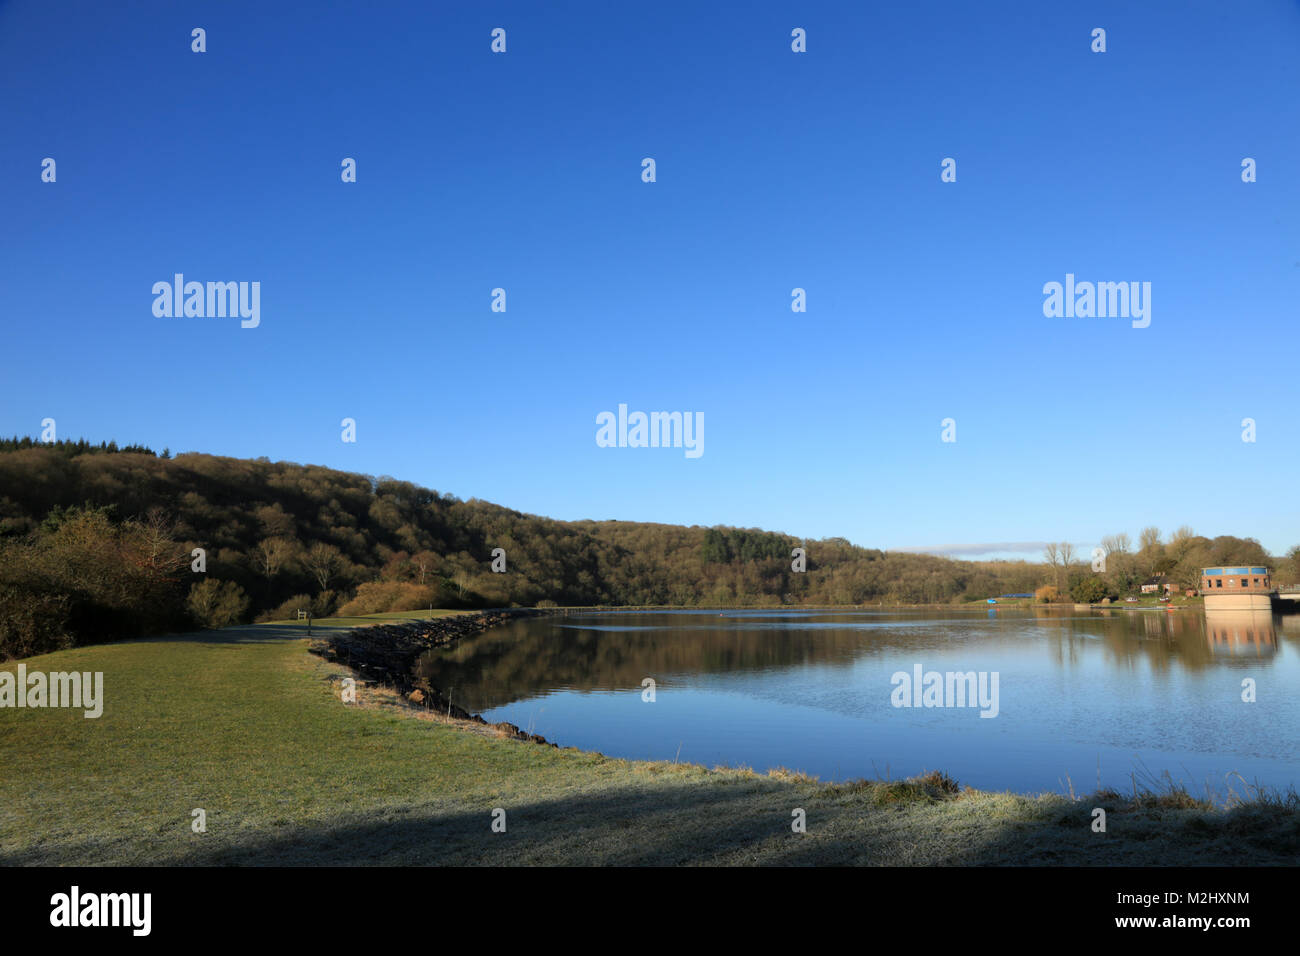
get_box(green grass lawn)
[1,616,1296,866]
[258,607,469,628]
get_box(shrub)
[0,581,73,660]
[187,579,250,628]
[312,589,341,617]
[337,581,434,616]
[256,593,315,623]
[0,507,190,651]
[1070,576,1109,604]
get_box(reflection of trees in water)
[1277,612,1300,650]
[1040,609,1280,671]
[419,609,1294,712]
[415,614,976,710]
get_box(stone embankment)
[310,610,558,746]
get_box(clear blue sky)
[3,0,1298,558]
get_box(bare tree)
[411,550,438,586]
[1288,545,1300,580]
[1172,558,1204,593]
[305,542,343,592]
[1167,525,1196,563]
[254,536,297,578]
[1101,533,1130,556]
[138,507,190,580]
[1043,543,1061,591]
[1138,526,1164,575]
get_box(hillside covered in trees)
[0,438,1294,658]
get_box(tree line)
[1039,529,1290,604]
[0,440,1295,658]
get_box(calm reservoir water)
[416,608,1300,796]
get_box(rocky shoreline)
[308,610,560,747]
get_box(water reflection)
[417,608,1287,711]
[414,608,1300,795]
[1204,609,1277,657]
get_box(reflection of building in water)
[1203,608,1277,656]
[1201,566,1272,609]
[1278,613,1300,652]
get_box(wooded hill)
[0,438,1289,658]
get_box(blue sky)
[2,0,1298,558]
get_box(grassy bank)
[1,614,1296,866]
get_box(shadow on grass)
[15,774,1288,868]
[86,623,319,651]
[155,782,842,867]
